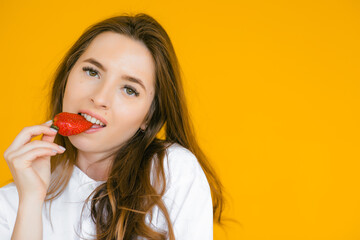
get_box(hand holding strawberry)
[4,121,65,203]
[4,112,92,203]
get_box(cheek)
[115,106,146,124]
[113,101,150,128]
[63,85,75,107]
[64,77,87,100]
[63,80,87,112]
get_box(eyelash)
[82,66,140,97]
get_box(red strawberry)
[50,112,93,136]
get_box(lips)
[77,109,108,126]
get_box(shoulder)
[165,143,198,166]
[0,182,18,224]
[162,143,210,190]
[0,182,19,209]
[164,143,199,174]
[0,182,18,202]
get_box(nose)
[90,82,113,109]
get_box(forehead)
[78,32,155,90]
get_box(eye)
[124,85,140,97]
[82,66,100,78]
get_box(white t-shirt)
[0,143,213,239]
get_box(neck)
[75,151,113,181]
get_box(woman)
[0,13,224,239]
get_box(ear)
[140,121,147,131]
[141,109,151,131]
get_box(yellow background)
[0,0,359,239]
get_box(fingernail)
[59,146,66,151]
[45,120,53,124]
[50,127,58,133]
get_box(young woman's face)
[62,31,155,154]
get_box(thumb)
[41,120,58,143]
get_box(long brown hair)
[44,13,227,239]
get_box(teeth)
[90,117,97,124]
[80,113,106,126]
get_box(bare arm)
[11,199,43,240]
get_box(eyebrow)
[83,58,147,91]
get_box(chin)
[67,135,100,151]
[68,134,123,154]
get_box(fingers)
[3,120,64,202]
[41,120,58,143]
[8,147,58,169]
[6,120,58,154]
[7,140,65,160]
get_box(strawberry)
[50,112,93,136]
